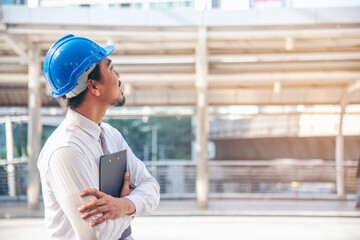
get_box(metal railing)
[0,159,357,200]
[4,0,360,9]
[146,160,358,199]
[0,157,28,199]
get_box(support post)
[334,79,360,199]
[5,116,15,197]
[27,46,42,210]
[335,100,347,199]
[151,125,158,161]
[195,27,209,209]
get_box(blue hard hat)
[43,34,114,98]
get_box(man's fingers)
[123,172,130,189]
[80,189,103,198]
[90,213,109,226]
[78,198,105,213]
[120,172,133,197]
[79,189,106,212]
[81,206,106,220]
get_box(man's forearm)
[122,197,136,216]
[79,189,136,226]
[125,180,160,217]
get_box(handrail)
[0,158,356,167]
[143,160,357,167]
[0,158,357,200]
[0,157,28,166]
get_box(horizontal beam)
[0,64,27,72]
[0,73,196,84]
[1,35,29,64]
[208,72,360,83]
[209,52,360,63]
[1,52,359,65]
[41,0,188,6]
[208,38,360,49]
[208,28,360,40]
[6,28,198,40]
[1,85,359,106]
[29,41,196,52]
[0,56,22,63]
[7,26,360,40]
[0,74,45,84]
[111,55,195,64]
[4,6,360,28]
[347,79,360,95]
[122,73,194,81]
[210,61,360,74]
[0,54,195,65]
[1,72,359,85]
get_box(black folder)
[99,150,132,239]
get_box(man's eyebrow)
[107,59,112,67]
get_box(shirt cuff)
[124,195,142,217]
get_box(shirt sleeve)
[48,147,132,240]
[120,136,160,217]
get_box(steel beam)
[347,79,360,95]
[7,28,198,40]
[208,52,360,63]
[2,72,359,85]
[111,55,195,64]
[208,28,360,40]
[1,35,29,64]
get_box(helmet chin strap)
[65,62,98,98]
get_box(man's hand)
[120,172,134,198]
[78,172,136,226]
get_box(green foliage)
[0,124,5,159]
[104,117,192,161]
[12,122,27,158]
[0,122,57,159]
[155,117,192,160]
[1,116,192,161]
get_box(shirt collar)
[66,108,101,140]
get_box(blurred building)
[0,0,360,208]
[209,106,360,160]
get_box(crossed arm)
[78,172,136,226]
[49,141,159,239]
[77,136,160,229]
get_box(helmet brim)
[103,45,115,57]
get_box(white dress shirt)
[38,108,160,240]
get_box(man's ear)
[87,79,100,96]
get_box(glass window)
[120,3,131,8]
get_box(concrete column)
[335,101,347,199]
[151,125,158,161]
[27,46,42,210]
[195,27,209,209]
[5,116,15,197]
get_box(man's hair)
[61,64,101,109]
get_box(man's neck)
[73,102,108,125]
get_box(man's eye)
[110,66,114,71]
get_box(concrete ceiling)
[0,6,360,107]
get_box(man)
[356,154,360,210]
[37,34,160,239]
